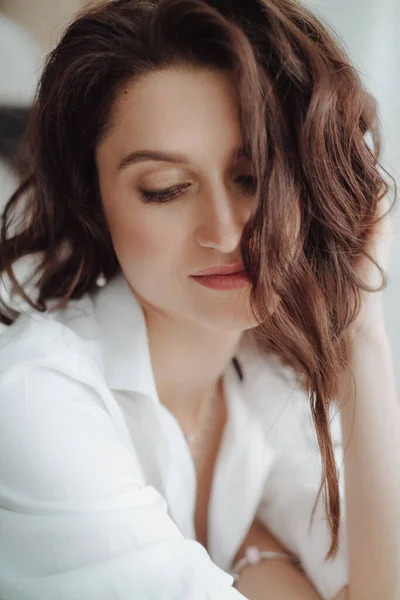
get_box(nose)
[195,182,253,254]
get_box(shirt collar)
[92,271,160,401]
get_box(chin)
[191,307,260,333]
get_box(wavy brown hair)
[0,0,396,560]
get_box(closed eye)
[139,183,191,204]
[139,174,257,204]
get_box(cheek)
[108,210,183,269]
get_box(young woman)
[0,1,398,599]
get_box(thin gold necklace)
[184,379,221,465]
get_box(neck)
[142,302,243,419]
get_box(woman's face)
[96,67,259,332]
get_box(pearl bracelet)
[230,545,303,583]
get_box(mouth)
[192,263,246,277]
[190,265,250,291]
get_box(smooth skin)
[96,68,258,424]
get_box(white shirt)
[0,271,349,600]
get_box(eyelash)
[139,183,190,203]
[139,175,257,204]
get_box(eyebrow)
[117,146,248,170]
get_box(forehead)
[101,67,244,164]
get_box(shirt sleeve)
[0,353,246,600]
[255,387,349,600]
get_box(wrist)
[231,517,287,566]
[231,545,302,584]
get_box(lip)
[192,263,245,276]
[191,271,250,290]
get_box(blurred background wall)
[0,0,399,389]
[0,0,93,51]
